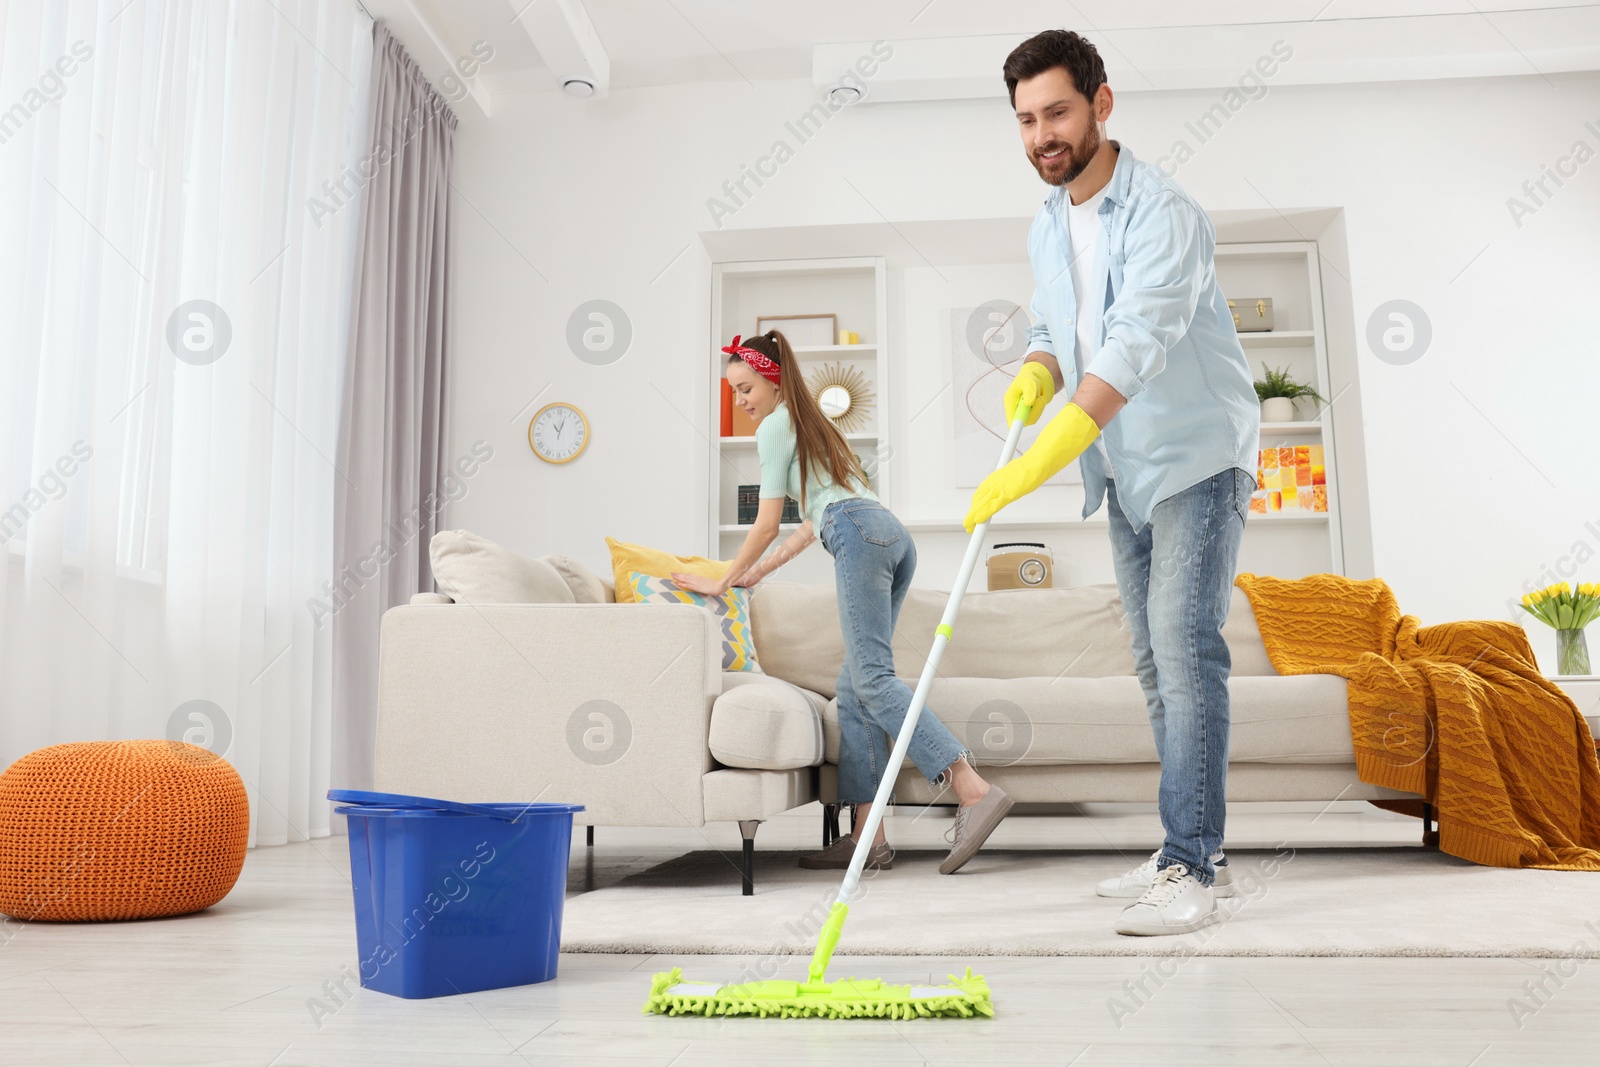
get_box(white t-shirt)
[1065,183,1114,476]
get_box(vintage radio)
[986,542,1054,591]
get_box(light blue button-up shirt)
[1025,140,1259,532]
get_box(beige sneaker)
[1113,863,1218,936]
[798,834,893,870]
[1096,849,1236,899]
[938,785,1014,874]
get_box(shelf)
[719,432,877,447]
[1238,331,1315,347]
[901,518,1110,533]
[720,344,874,359]
[711,256,889,559]
[718,258,879,278]
[1247,512,1329,524]
[899,513,1328,533]
[1260,421,1322,434]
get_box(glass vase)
[1555,628,1591,676]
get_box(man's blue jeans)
[819,498,968,804]
[1104,468,1254,886]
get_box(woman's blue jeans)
[1104,468,1254,887]
[819,498,967,804]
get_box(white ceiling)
[360,0,1600,115]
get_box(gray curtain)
[332,21,456,792]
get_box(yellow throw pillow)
[604,537,728,605]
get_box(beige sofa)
[373,538,1413,894]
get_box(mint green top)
[755,402,876,531]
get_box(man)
[965,29,1260,936]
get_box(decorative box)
[1228,297,1274,332]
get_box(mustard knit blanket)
[1236,572,1600,870]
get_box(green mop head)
[643,967,993,1019]
[642,903,994,1020]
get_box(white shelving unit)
[708,257,888,563]
[1217,241,1346,575]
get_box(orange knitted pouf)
[0,740,250,921]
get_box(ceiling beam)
[507,0,611,100]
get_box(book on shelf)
[1249,444,1326,514]
[735,484,802,525]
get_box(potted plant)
[1521,581,1599,676]
[1254,363,1326,425]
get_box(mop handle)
[832,402,1032,908]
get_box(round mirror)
[818,385,852,419]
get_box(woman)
[672,330,1013,874]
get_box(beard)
[1032,120,1101,186]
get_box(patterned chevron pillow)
[626,572,761,673]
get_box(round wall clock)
[528,402,589,464]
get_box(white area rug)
[560,847,1600,958]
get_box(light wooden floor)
[3,803,1597,1066]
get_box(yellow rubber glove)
[1003,361,1055,428]
[964,402,1101,532]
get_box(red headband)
[721,335,781,387]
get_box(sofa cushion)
[709,674,825,770]
[548,554,612,603]
[429,530,575,604]
[819,673,1355,766]
[751,582,1279,696]
[1223,587,1276,676]
[750,581,1137,697]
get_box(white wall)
[445,66,1600,672]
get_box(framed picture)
[755,314,836,348]
[947,303,1081,488]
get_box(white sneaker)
[1114,863,1217,936]
[1095,849,1234,899]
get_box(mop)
[644,401,1035,1020]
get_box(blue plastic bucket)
[331,789,584,999]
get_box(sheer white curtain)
[0,0,374,846]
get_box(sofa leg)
[739,819,761,896]
[1421,802,1438,847]
[822,803,839,848]
[586,825,594,848]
